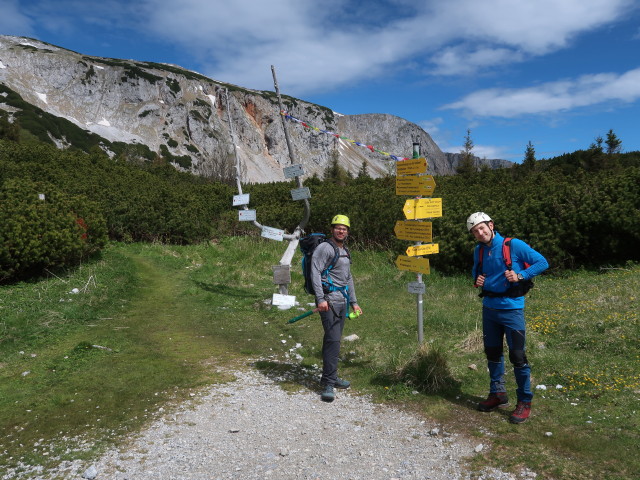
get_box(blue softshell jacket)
[472,232,549,309]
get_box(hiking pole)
[287,308,319,324]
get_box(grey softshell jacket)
[310,241,357,306]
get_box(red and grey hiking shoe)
[509,401,532,423]
[477,393,509,412]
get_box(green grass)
[0,238,638,479]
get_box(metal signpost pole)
[271,66,310,296]
[412,143,424,344]
[394,145,439,344]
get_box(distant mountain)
[443,152,513,171]
[0,35,512,182]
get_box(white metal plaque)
[238,209,256,221]
[290,187,311,201]
[261,226,285,241]
[233,193,250,206]
[283,164,305,179]
[272,293,296,306]
[407,281,426,294]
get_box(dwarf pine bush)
[0,178,107,281]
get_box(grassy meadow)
[0,237,638,479]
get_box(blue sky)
[2,0,640,161]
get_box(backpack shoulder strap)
[502,238,513,270]
[324,238,341,271]
[477,244,484,273]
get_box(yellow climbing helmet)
[331,214,350,228]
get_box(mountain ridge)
[0,35,512,182]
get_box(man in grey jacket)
[311,214,363,402]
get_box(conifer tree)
[523,141,536,170]
[605,129,622,155]
[357,160,371,179]
[456,129,476,175]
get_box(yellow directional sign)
[406,243,439,256]
[422,175,436,194]
[403,198,443,220]
[396,157,427,175]
[395,255,430,275]
[395,175,436,196]
[394,221,433,242]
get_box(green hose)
[287,309,316,324]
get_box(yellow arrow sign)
[395,255,430,274]
[422,175,436,193]
[394,221,433,242]
[403,198,443,219]
[406,243,439,256]
[396,157,427,175]
[395,175,436,196]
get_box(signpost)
[395,175,436,196]
[407,281,426,294]
[402,198,443,220]
[239,209,257,221]
[233,193,250,206]
[396,157,427,175]
[393,145,443,344]
[290,187,311,201]
[261,226,285,242]
[406,243,439,256]
[394,221,432,242]
[395,255,430,275]
[283,164,305,179]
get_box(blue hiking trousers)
[482,306,533,402]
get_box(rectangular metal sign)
[272,293,296,306]
[407,281,426,294]
[272,265,291,284]
[283,164,305,179]
[395,175,436,196]
[261,226,285,241]
[394,221,433,242]
[290,187,311,201]
[232,193,250,206]
[403,198,443,220]
[238,209,257,221]
[396,157,427,176]
[406,243,439,256]
[395,255,430,274]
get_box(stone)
[81,465,97,479]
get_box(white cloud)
[442,67,640,117]
[8,0,637,95]
[0,0,35,35]
[126,0,635,94]
[419,117,444,136]
[430,0,633,54]
[430,46,525,76]
[442,142,508,160]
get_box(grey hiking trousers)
[320,299,347,386]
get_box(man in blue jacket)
[467,212,549,423]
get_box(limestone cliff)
[0,35,510,182]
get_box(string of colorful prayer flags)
[280,111,411,162]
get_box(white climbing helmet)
[466,212,492,232]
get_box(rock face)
[0,35,511,182]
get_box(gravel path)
[15,365,531,480]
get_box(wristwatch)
[517,273,525,281]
